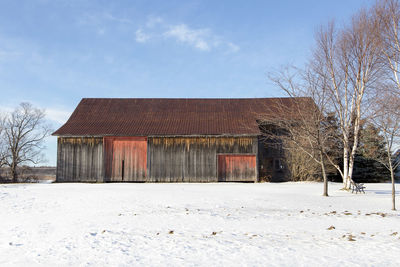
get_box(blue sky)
[0,0,374,166]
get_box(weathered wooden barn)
[53,98,296,182]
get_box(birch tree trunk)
[343,147,349,189]
[320,151,329,197]
[389,161,396,211]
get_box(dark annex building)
[53,98,295,182]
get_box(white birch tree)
[312,9,383,189]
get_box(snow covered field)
[0,182,399,267]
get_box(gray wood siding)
[147,137,257,182]
[56,137,104,182]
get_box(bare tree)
[265,67,339,196]
[283,144,324,182]
[3,103,52,182]
[371,92,400,210]
[372,0,400,210]
[375,0,400,90]
[312,8,384,189]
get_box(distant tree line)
[0,103,52,182]
[264,0,400,210]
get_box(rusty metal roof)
[53,98,306,136]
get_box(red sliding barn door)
[218,154,256,182]
[104,137,147,182]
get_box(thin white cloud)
[146,16,163,28]
[0,50,22,61]
[134,17,239,53]
[77,12,133,38]
[45,108,72,124]
[0,104,71,125]
[227,42,240,53]
[97,28,106,35]
[78,13,238,52]
[104,55,114,64]
[135,28,151,43]
[103,13,133,24]
[79,12,133,26]
[164,24,211,51]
